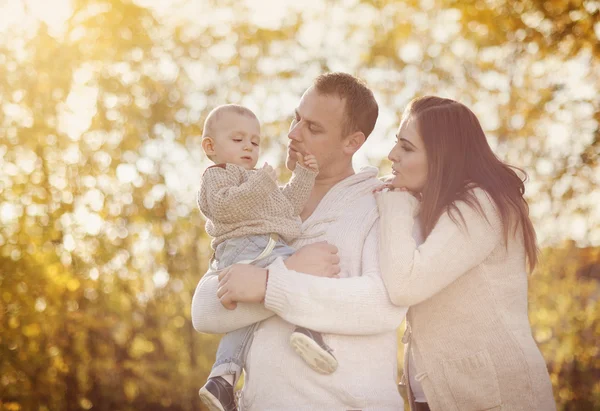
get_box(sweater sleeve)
[200,165,278,220]
[263,221,407,335]
[376,188,503,307]
[279,164,317,215]
[191,269,276,334]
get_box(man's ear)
[343,131,366,155]
[202,136,216,157]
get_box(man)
[192,72,408,410]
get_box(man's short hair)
[313,72,379,139]
[202,104,258,138]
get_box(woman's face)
[388,117,428,192]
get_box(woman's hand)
[373,184,422,201]
[373,183,395,193]
[284,241,341,277]
[217,264,268,310]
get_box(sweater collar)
[301,166,380,229]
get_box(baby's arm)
[200,165,278,220]
[280,154,318,215]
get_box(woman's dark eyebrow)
[400,137,417,149]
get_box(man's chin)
[286,158,296,171]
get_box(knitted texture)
[377,187,556,411]
[192,167,409,410]
[197,162,317,248]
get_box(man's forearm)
[263,258,407,335]
[191,270,275,334]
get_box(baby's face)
[211,112,261,169]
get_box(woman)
[374,96,556,411]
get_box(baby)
[197,104,338,411]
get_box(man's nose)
[288,122,301,141]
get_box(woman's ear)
[202,136,216,156]
[343,131,366,155]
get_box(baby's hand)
[297,152,319,173]
[262,162,277,181]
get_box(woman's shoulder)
[453,185,501,227]
[462,185,495,207]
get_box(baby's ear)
[202,136,215,156]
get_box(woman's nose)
[388,147,398,162]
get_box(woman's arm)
[377,188,503,306]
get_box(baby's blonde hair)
[202,104,259,138]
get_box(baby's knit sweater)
[197,163,317,249]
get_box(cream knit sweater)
[377,187,556,411]
[197,163,316,248]
[192,167,408,411]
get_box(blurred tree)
[529,243,600,410]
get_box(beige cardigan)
[377,187,556,411]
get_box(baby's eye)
[233,139,242,142]
[252,142,259,146]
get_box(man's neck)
[300,165,355,221]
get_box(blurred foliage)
[0,0,598,410]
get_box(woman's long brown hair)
[405,96,538,271]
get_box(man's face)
[286,87,346,173]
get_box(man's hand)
[262,162,277,181]
[284,241,341,277]
[297,152,319,173]
[217,264,268,310]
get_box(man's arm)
[191,269,275,334]
[264,221,408,335]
